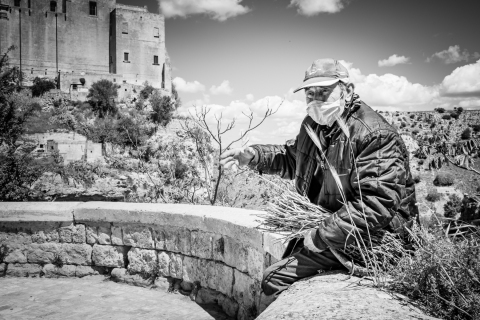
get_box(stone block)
[111,226,123,245]
[6,263,42,277]
[110,268,151,287]
[206,260,216,290]
[75,265,105,278]
[262,233,287,261]
[157,251,170,277]
[122,225,154,249]
[191,231,213,259]
[26,243,61,264]
[42,264,76,278]
[215,263,234,297]
[59,224,86,243]
[2,233,32,245]
[4,247,27,264]
[169,253,183,279]
[153,276,170,291]
[85,223,112,245]
[154,226,190,254]
[196,288,220,305]
[221,296,239,318]
[213,234,225,262]
[246,247,264,281]
[233,270,259,311]
[127,248,157,275]
[62,243,92,266]
[92,245,126,268]
[182,255,197,284]
[223,236,248,272]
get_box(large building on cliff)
[0,0,172,98]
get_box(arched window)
[50,1,57,12]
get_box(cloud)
[172,77,205,93]
[245,94,254,101]
[289,0,349,15]
[378,54,410,67]
[440,60,480,97]
[427,45,479,64]
[458,99,480,108]
[159,0,250,21]
[340,61,438,108]
[210,80,233,95]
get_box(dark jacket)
[249,102,418,249]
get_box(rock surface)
[257,271,439,320]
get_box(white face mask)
[307,98,345,127]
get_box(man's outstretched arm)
[248,138,297,179]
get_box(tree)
[139,81,155,100]
[171,82,181,110]
[185,100,282,205]
[31,77,56,97]
[0,47,61,200]
[435,107,445,113]
[150,90,175,127]
[461,127,472,140]
[87,79,119,118]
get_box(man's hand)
[219,147,256,170]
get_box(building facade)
[0,0,171,96]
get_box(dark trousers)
[261,241,344,297]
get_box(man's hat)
[293,58,350,93]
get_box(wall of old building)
[111,4,169,90]
[0,0,171,93]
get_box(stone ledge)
[0,202,81,222]
[256,271,439,320]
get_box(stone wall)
[0,202,285,320]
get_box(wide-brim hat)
[293,58,350,93]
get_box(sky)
[117,0,480,145]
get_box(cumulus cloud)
[440,60,480,97]
[427,45,479,64]
[458,99,480,108]
[172,77,205,93]
[378,54,410,67]
[289,0,349,15]
[340,61,438,107]
[245,94,254,101]
[159,0,250,21]
[210,80,233,95]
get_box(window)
[50,1,57,12]
[89,1,97,16]
[28,0,31,8]
[39,144,44,148]
[14,0,21,7]
[122,22,128,34]
[124,52,129,62]
[153,55,159,65]
[154,27,159,38]
[72,84,78,91]
[62,0,66,13]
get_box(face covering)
[307,97,345,127]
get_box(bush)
[412,128,420,135]
[434,172,454,186]
[400,122,406,128]
[140,81,155,100]
[430,123,435,129]
[413,174,421,183]
[436,107,445,113]
[31,77,56,97]
[461,127,472,140]
[87,79,119,117]
[410,114,415,119]
[450,112,459,120]
[442,114,451,120]
[149,90,175,127]
[473,124,480,133]
[457,106,464,113]
[426,191,441,202]
[444,194,462,219]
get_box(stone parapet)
[0,202,435,320]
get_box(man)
[220,58,418,299]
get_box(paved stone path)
[0,276,232,320]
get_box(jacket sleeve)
[315,129,408,249]
[248,137,297,180]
